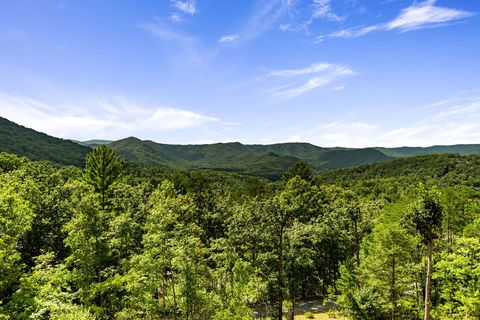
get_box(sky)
[0,0,479,147]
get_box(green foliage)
[6,253,95,320]
[0,184,33,301]
[0,152,28,173]
[339,284,386,320]
[434,237,480,319]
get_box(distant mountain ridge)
[73,139,113,148]
[2,115,480,179]
[108,137,392,178]
[375,145,480,157]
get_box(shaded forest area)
[1,147,480,320]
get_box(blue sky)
[0,0,479,147]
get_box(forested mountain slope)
[110,137,300,179]
[0,117,90,166]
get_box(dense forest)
[1,146,480,320]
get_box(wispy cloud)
[266,62,355,99]
[0,93,218,140]
[218,34,239,43]
[316,0,474,42]
[240,0,295,40]
[138,19,212,64]
[279,0,353,33]
[311,0,344,22]
[139,19,196,45]
[171,0,197,15]
[222,0,349,43]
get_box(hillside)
[0,117,90,167]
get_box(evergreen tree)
[84,146,123,209]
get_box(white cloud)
[171,0,197,15]
[316,0,473,42]
[267,62,355,99]
[218,34,239,43]
[0,93,218,140]
[386,0,472,32]
[279,96,480,148]
[278,0,351,34]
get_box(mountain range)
[2,116,480,179]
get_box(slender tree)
[407,185,443,320]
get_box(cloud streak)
[316,0,474,42]
[218,34,239,43]
[266,62,355,99]
[137,19,213,64]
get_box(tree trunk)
[278,228,284,320]
[391,256,396,320]
[354,217,360,268]
[424,241,433,320]
[289,293,295,320]
[101,189,106,210]
[172,275,178,320]
[162,278,166,318]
